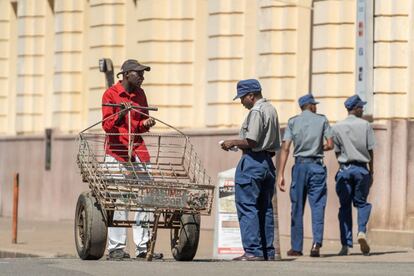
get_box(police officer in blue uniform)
[277,94,333,257]
[221,79,281,261]
[332,95,375,256]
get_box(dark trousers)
[234,152,275,258]
[335,164,372,247]
[290,158,327,252]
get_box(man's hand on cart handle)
[113,102,132,123]
[143,118,156,128]
[120,102,132,114]
[102,103,159,111]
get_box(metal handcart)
[74,104,214,261]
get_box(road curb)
[0,250,40,258]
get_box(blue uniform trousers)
[290,158,327,252]
[234,151,275,258]
[335,164,372,247]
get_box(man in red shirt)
[102,59,162,260]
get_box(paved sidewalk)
[1,216,414,262]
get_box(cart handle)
[80,104,186,137]
[103,103,158,112]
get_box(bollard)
[12,173,19,244]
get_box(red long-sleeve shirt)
[102,81,150,162]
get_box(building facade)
[0,0,413,247]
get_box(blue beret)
[298,93,319,107]
[344,95,367,110]
[233,79,262,100]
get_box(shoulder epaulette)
[288,115,299,122]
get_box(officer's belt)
[242,149,275,157]
[339,161,367,169]
[295,156,323,164]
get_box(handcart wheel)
[170,213,201,261]
[74,192,107,260]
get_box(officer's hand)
[277,176,286,192]
[143,118,156,128]
[220,140,233,151]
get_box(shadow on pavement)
[322,250,408,258]
[365,251,408,256]
[192,258,296,262]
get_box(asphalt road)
[1,257,414,276]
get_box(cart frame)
[74,105,214,261]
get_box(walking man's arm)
[276,140,292,192]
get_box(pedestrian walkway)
[1,216,413,262]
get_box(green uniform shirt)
[283,110,332,158]
[239,98,281,152]
[332,114,376,163]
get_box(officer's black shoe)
[338,245,350,256]
[287,249,303,256]
[310,243,321,257]
[266,255,280,261]
[232,253,265,261]
[108,249,130,261]
[136,252,164,260]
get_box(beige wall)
[311,0,356,121]
[374,0,413,120]
[0,1,17,134]
[1,0,412,136]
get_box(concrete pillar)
[52,0,85,133]
[15,0,49,134]
[257,1,301,123]
[295,0,311,101]
[192,0,208,128]
[389,120,408,230]
[369,123,392,229]
[243,0,257,78]
[312,0,356,122]
[0,1,17,135]
[87,0,126,126]
[206,0,246,128]
[405,0,414,217]
[134,0,198,129]
[407,121,414,216]
[373,0,409,120]
[407,0,414,120]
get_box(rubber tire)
[171,213,201,261]
[74,192,107,260]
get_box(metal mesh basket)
[77,109,214,215]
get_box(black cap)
[116,59,151,77]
